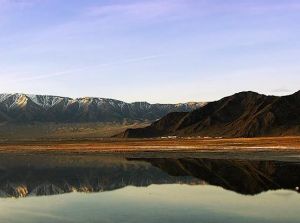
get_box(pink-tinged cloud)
[85,0,300,21]
[86,0,188,19]
[188,1,300,16]
[225,2,300,14]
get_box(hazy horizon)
[1,0,300,103]
[0,89,298,104]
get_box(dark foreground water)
[0,154,299,223]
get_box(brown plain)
[0,136,300,155]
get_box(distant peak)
[292,90,300,96]
[232,91,263,97]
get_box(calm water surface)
[0,154,299,223]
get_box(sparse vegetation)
[0,122,149,141]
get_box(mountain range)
[0,93,205,123]
[121,90,300,138]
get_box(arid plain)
[1,136,300,157]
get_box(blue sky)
[0,0,299,103]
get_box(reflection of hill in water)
[0,155,299,198]
[136,158,300,195]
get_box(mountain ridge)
[0,93,206,123]
[121,90,300,138]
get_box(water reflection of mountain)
[0,155,299,198]
[135,158,300,195]
[0,155,201,198]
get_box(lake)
[0,153,299,223]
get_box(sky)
[0,0,299,103]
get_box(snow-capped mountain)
[0,93,206,123]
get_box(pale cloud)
[82,0,300,26]
[85,0,188,19]
[0,0,41,9]
[3,54,166,83]
[211,1,300,15]
[239,2,300,13]
[272,88,292,94]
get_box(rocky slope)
[121,91,300,138]
[0,93,205,123]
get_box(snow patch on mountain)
[0,93,206,123]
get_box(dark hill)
[121,91,300,138]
